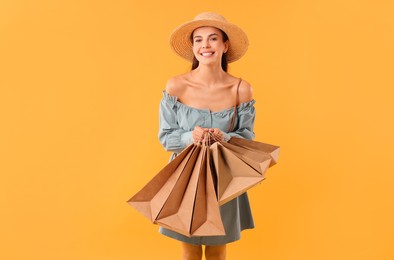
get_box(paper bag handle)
[227,78,242,132]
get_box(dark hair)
[190,29,229,72]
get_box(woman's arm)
[158,90,193,153]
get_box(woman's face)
[191,26,229,66]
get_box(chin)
[196,59,220,66]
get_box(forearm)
[159,130,193,153]
[223,128,255,141]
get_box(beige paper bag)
[219,141,272,177]
[191,147,225,236]
[210,142,265,205]
[156,145,225,237]
[127,144,195,222]
[128,142,225,237]
[228,137,280,167]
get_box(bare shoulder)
[165,73,189,97]
[237,79,254,103]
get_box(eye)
[210,37,218,41]
[194,39,202,43]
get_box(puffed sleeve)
[158,91,193,153]
[222,100,256,141]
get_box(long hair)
[190,29,229,72]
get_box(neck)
[191,63,226,86]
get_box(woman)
[158,12,256,260]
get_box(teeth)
[201,52,214,56]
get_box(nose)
[202,39,211,48]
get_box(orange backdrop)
[1,1,394,259]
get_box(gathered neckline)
[163,90,256,114]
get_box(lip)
[200,52,215,57]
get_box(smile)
[200,52,215,57]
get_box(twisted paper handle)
[196,131,210,146]
[196,130,223,146]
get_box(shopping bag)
[191,147,225,236]
[127,140,225,237]
[210,137,280,205]
[155,144,225,237]
[218,141,272,177]
[228,137,280,167]
[210,142,265,205]
[127,144,195,222]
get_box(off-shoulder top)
[158,90,256,154]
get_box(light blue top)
[158,90,256,153]
[157,90,257,245]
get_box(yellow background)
[1,1,393,259]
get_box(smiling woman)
[157,12,255,260]
[191,27,229,71]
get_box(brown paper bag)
[127,144,195,222]
[219,141,272,177]
[210,142,265,206]
[191,147,225,236]
[156,144,225,237]
[228,137,280,167]
[128,142,225,237]
[154,144,202,235]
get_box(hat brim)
[169,19,249,63]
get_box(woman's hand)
[209,128,224,143]
[193,126,224,144]
[192,126,208,143]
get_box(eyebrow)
[193,33,219,39]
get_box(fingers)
[212,128,221,135]
[192,126,209,143]
[192,127,224,143]
[209,128,224,142]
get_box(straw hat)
[169,12,249,63]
